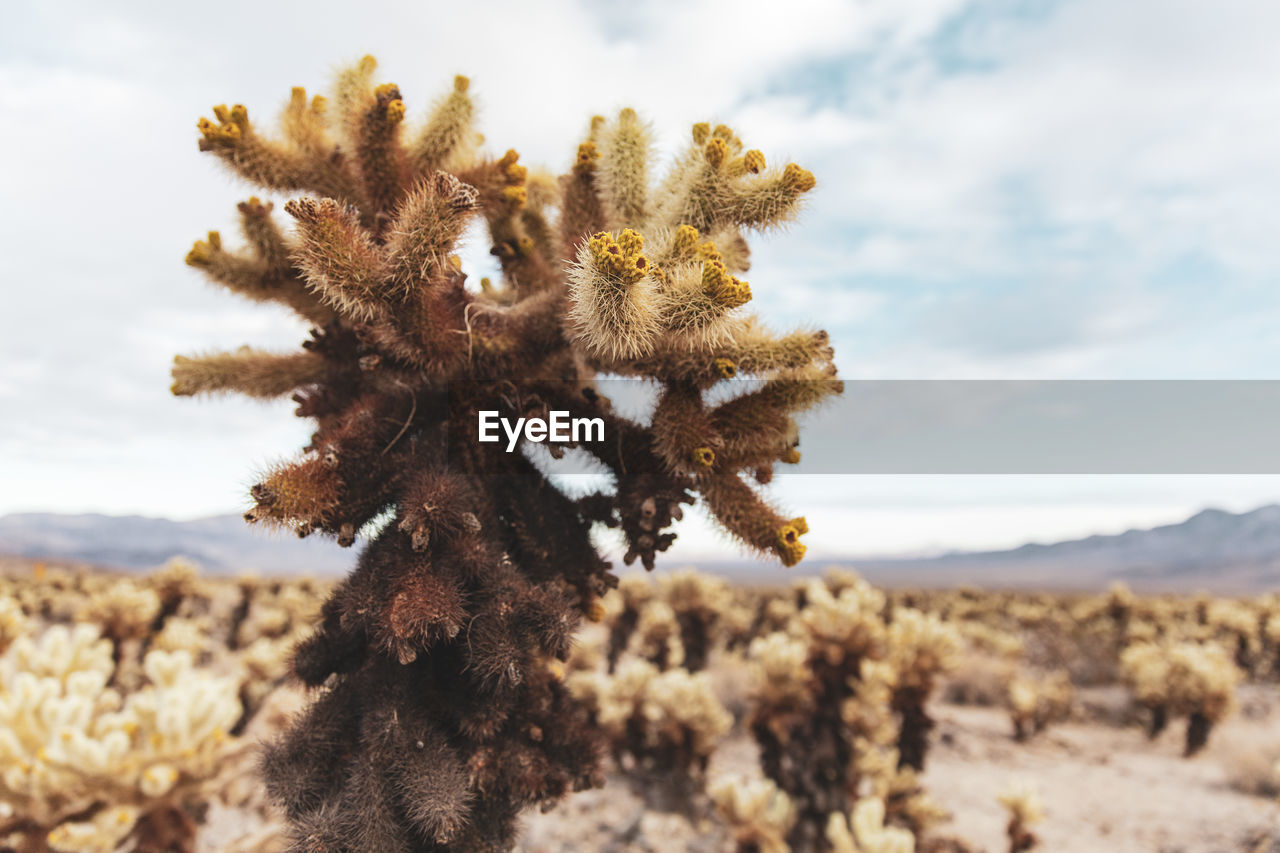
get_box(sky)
[2,0,1280,561]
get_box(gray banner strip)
[455,380,1280,475]
[788,380,1280,474]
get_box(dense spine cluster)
[175,57,836,851]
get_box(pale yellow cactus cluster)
[567,115,822,365]
[75,578,161,642]
[606,570,739,672]
[796,577,888,664]
[45,805,138,853]
[4,565,93,623]
[0,594,27,654]
[0,562,335,851]
[748,631,814,705]
[1007,671,1073,741]
[955,622,1025,659]
[709,773,797,853]
[659,569,733,619]
[634,600,687,669]
[231,574,321,647]
[1121,639,1240,754]
[0,624,240,846]
[840,662,947,838]
[151,615,216,656]
[885,609,961,692]
[997,785,1045,852]
[569,657,731,777]
[826,797,915,853]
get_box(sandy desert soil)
[511,691,1280,853]
[924,696,1280,853]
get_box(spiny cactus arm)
[350,80,412,226]
[729,323,834,375]
[384,171,479,295]
[703,471,809,566]
[709,364,842,467]
[327,54,412,224]
[184,226,335,324]
[610,323,831,384]
[650,380,722,476]
[557,118,609,262]
[247,456,342,537]
[596,108,654,230]
[553,396,696,571]
[246,390,419,543]
[170,348,326,398]
[197,99,359,205]
[719,162,817,229]
[655,122,815,233]
[410,74,479,175]
[236,196,292,270]
[466,150,565,294]
[279,85,333,157]
[284,197,393,322]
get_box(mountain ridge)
[3,504,1280,591]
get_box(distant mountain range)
[4,505,1280,591]
[0,513,355,575]
[674,505,1280,593]
[839,504,1280,592]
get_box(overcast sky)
[3,0,1280,560]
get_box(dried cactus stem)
[1144,702,1168,739]
[1008,818,1039,853]
[126,802,198,853]
[0,815,54,853]
[1184,710,1211,756]
[892,684,934,772]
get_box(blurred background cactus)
[174,56,833,851]
[0,560,1271,851]
[0,564,272,853]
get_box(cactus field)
[1,557,1276,852]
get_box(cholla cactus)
[569,658,731,813]
[43,806,137,853]
[996,786,1044,852]
[176,56,835,850]
[747,579,888,849]
[0,624,241,852]
[1006,672,1072,742]
[1121,640,1240,755]
[657,570,733,671]
[0,596,26,654]
[75,579,160,677]
[954,623,1023,660]
[710,773,797,853]
[151,616,214,657]
[607,574,654,672]
[633,599,687,669]
[746,579,954,849]
[884,610,960,771]
[825,797,915,853]
[1205,600,1260,676]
